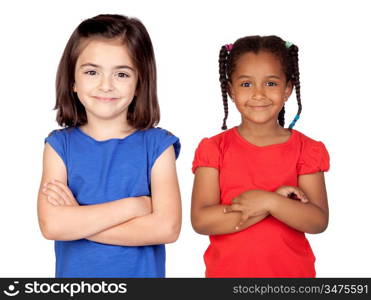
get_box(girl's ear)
[284,80,294,102]
[73,83,76,93]
[228,81,235,102]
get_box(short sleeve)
[192,138,220,173]
[44,129,68,167]
[297,139,330,175]
[147,128,181,170]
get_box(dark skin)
[191,51,328,235]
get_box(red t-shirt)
[192,127,330,278]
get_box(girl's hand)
[42,179,79,207]
[275,186,308,203]
[224,190,271,227]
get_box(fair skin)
[191,51,328,235]
[38,38,182,245]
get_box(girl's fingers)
[43,182,71,205]
[50,183,70,203]
[236,216,249,230]
[51,180,78,206]
[224,205,232,213]
[224,203,243,213]
[241,212,250,221]
[46,195,60,206]
[52,180,75,200]
[278,186,309,203]
[51,189,69,205]
[47,190,64,205]
[277,188,291,197]
[293,188,308,202]
[299,192,309,203]
[238,214,250,226]
[232,198,239,204]
[42,187,65,205]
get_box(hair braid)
[219,46,229,130]
[288,45,302,128]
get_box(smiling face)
[229,51,293,126]
[73,38,138,123]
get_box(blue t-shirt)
[44,127,181,278]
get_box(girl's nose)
[251,86,266,100]
[98,75,114,92]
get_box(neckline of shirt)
[75,126,140,144]
[232,126,297,149]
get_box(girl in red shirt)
[191,35,329,278]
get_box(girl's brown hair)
[55,14,160,129]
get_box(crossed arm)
[37,143,182,246]
[191,167,328,235]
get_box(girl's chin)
[242,116,278,125]
[85,109,128,121]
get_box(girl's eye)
[84,70,97,76]
[266,81,278,87]
[240,82,252,87]
[117,72,129,78]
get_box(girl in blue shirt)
[37,14,181,278]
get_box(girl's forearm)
[268,193,328,234]
[192,204,268,235]
[86,211,181,246]
[40,197,141,241]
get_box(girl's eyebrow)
[79,63,135,71]
[237,75,253,79]
[236,75,281,80]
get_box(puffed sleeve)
[192,138,220,173]
[44,129,68,167]
[297,138,330,175]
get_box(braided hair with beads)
[218,35,302,130]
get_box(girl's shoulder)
[197,127,235,148]
[292,129,328,148]
[44,128,76,167]
[143,127,178,138]
[46,127,75,139]
[192,128,234,173]
[143,127,181,159]
[142,127,180,146]
[293,130,330,174]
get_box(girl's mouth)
[247,105,271,110]
[93,96,119,102]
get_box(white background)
[0,0,370,277]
